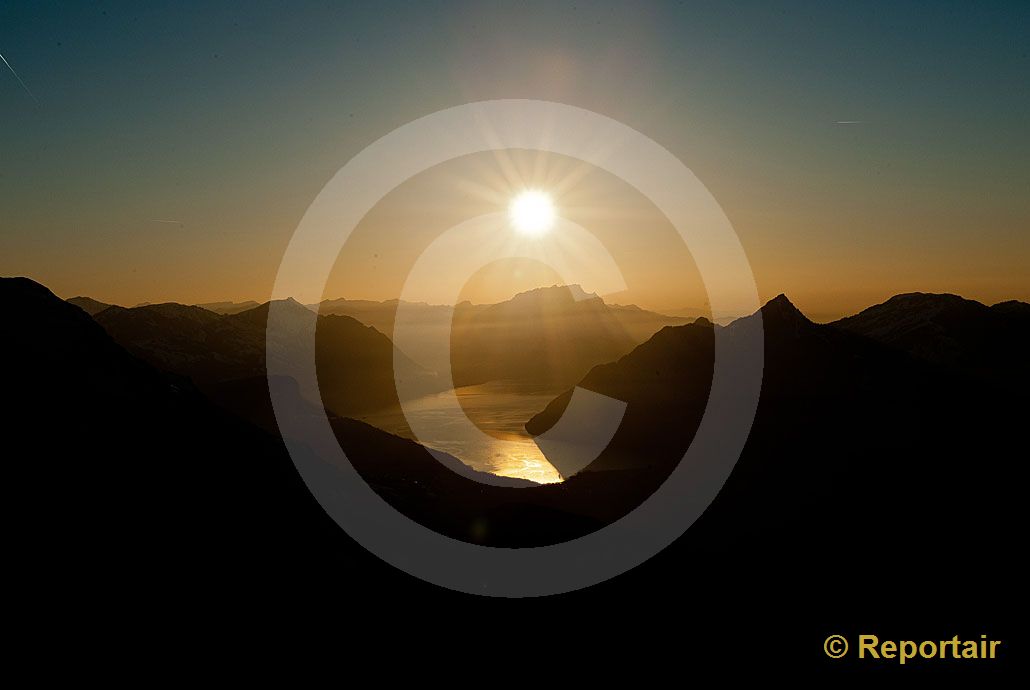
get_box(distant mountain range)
[194,300,262,315]
[69,295,274,316]
[70,287,693,387]
[46,273,1027,545]
[448,285,637,387]
[90,297,440,417]
[316,284,690,385]
[5,272,1024,638]
[66,295,115,316]
[314,296,456,372]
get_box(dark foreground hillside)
[4,277,1024,671]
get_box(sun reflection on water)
[361,382,564,484]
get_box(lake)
[360,380,565,484]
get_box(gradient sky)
[2,1,1028,320]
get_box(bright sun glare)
[509,190,556,236]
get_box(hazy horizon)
[57,277,1028,325]
[4,1,1028,320]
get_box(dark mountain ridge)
[67,295,115,315]
[5,276,1022,643]
[449,284,640,387]
[526,292,1021,558]
[316,285,692,379]
[2,277,602,563]
[92,297,440,418]
[832,291,1030,389]
[194,299,261,314]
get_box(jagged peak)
[724,293,812,333]
[760,294,810,322]
[229,297,317,323]
[764,293,793,307]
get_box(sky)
[1,0,1028,320]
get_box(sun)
[509,190,555,236]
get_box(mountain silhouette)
[194,300,261,314]
[832,292,1030,389]
[315,287,688,380]
[2,276,604,570]
[526,293,1021,554]
[4,276,354,590]
[529,293,945,467]
[92,297,440,417]
[990,299,1030,319]
[605,302,693,341]
[5,275,1024,647]
[521,292,1021,642]
[67,295,115,315]
[315,297,449,330]
[449,284,639,388]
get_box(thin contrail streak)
[150,219,184,226]
[0,50,38,104]
[834,120,864,125]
